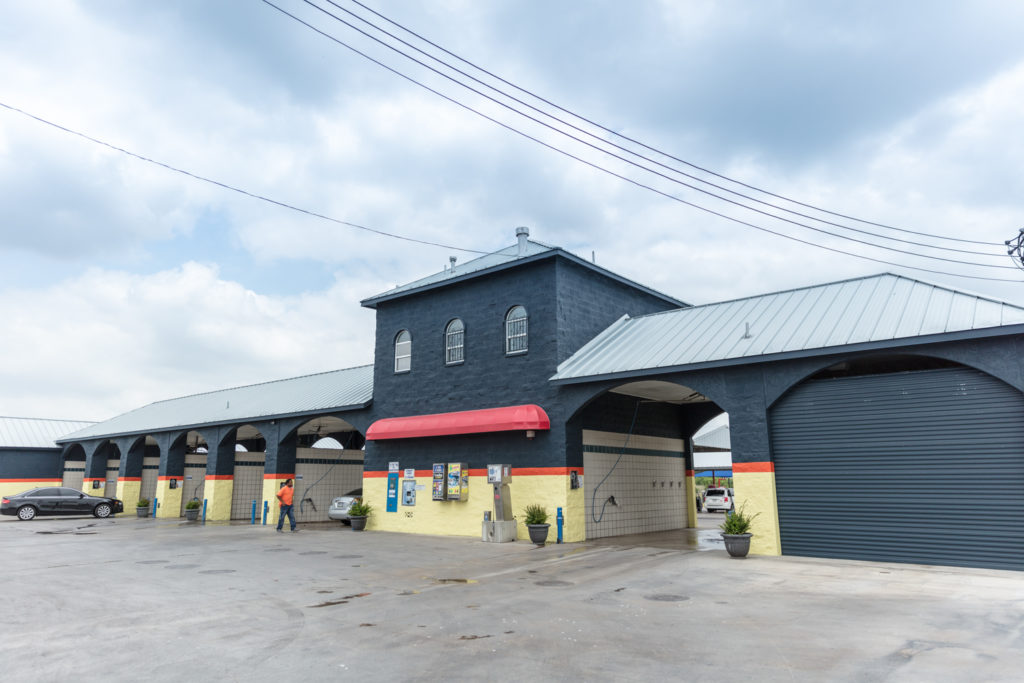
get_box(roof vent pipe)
[516,226,530,256]
[449,256,457,274]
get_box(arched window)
[394,330,412,373]
[445,318,465,365]
[505,305,528,355]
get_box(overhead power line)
[336,0,1003,250]
[284,0,1012,270]
[259,1,1021,283]
[0,101,491,257]
[2,98,1018,283]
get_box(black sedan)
[1,487,124,521]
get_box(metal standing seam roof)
[0,417,97,449]
[693,424,730,451]
[551,273,1024,383]
[57,364,374,442]
[360,239,686,308]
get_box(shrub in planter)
[719,503,760,558]
[523,504,550,545]
[183,498,202,521]
[136,498,151,517]
[348,500,372,531]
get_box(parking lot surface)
[3,514,1022,681]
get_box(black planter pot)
[184,507,201,521]
[527,523,550,545]
[350,515,367,531]
[721,533,752,558]
[136,507,149,518]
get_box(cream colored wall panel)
[293,448,364,523]
[140,456,159,502]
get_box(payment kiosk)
[481,464,516,543]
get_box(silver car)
[704,487,735,513]
[328,488,363,524]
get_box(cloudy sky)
[2,0,1023,422]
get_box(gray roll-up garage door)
[770,366,1024,571]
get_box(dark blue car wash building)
[31,227,1024,571]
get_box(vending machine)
[446,462,469,501]
[431,463,447,501]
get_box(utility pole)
[1006,228,1024,271]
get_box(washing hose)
[591,400,642,524]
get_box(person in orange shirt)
[276,478,297,532]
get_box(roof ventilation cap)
[515,226,530,256]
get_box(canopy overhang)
[366,404,550,441]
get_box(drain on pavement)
[644,594,689,602]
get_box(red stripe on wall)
[263,473,294,480]
[119,477,141,482]
[732,462,774,473]
[685,470,695,477]
[363,467,585,477]
[205,474,234,480]
[0,478,62,483]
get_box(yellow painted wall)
[362,474,583,543]
[262,477,292,526]
[0,481,60,498]
[155,480,183,519]
[204,478,234,521]
[733,471,782,556]
[116,480,142,508]
[685,474,697,528]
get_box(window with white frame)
[505,305,528,355]
[445,318,465,365]
[394,330,412,373]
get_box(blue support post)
[251,500,257,524]
[262,500,269,525]
[202,498,208,524]
[152,497,158,518]
[556,506,564,543]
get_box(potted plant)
[719,503,759,558]
[136,498,150,518]
[347,500,372,531]
[184,498,202,521]
[523,504,550,545]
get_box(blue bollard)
[262,500,269,525]
[202,498,207,524]
[152,497,158,518]
[251,499,257,524]
[556,506,564,543]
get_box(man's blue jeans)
[277,504,296,530]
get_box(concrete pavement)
[2,513,1021,681]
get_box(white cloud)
[0,263,375,420]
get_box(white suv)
[703,487,735,513]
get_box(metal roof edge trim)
[360,248,687,309]
[554,251,689,307]
[55,401,374,444]
[360,248,548,308]
[549,323,1024,386]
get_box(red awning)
[366,404,550,441]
